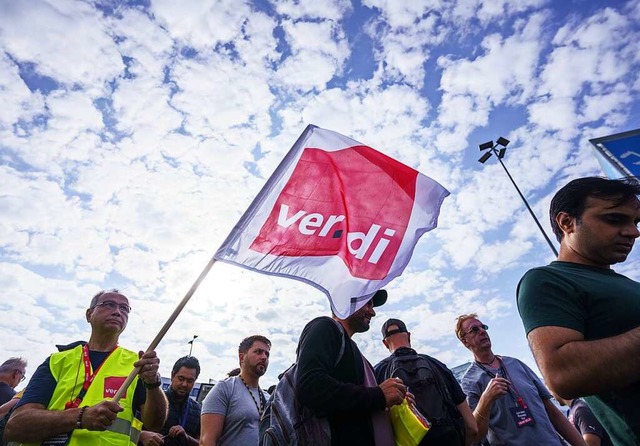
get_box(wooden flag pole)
[113,257,218,403]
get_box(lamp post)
[188,335,198,356]
[478,137,559,257]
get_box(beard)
[250,361,268,377]
[347,312,371,334]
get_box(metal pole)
[493,149,559,257]
[188,335,198,356]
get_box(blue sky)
[1,0,639,388]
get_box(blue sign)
[590,129,640,178]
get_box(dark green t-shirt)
[517,261,640,446]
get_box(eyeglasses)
[94,300,131,314]
[15,369,26,382]
[462,324,489,338]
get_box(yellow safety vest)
[21,344,142,446]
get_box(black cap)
[371,289,387,307]
[381,318,408,339]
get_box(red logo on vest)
[249,146,417,279]
[104,376,127,398]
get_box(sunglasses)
[16,369,26,382]
[94,300,131,314]
[462,324,489,338]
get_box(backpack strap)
[328,318,346,367]
[389,354,460,423]
[418,355,456,410]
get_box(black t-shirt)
[569,399,613,446]
[0,382,16,406]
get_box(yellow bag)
[389,399,431,446]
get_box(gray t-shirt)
[201,376,269,446]
[461,356,562,446]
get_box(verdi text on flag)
[214,125,450,318]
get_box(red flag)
[214,125,449,318]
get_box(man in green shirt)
[517,176,640,446]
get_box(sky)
[1,0,639,390]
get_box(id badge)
[509,406,536,428]
[40,433,71,446]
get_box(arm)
[527,326,640,397]
[167,424,199,446]
[199,413,225,446]
[583,433,603,446]
[5,401,124,442]
[441,363,477,446]
[138,430,164,446]
[139,386,168,433]
[4,356,123,442]
[468,377,509,441]
[5,402,79,441]
[456,401,478,446]
[543,398,586,446]
[199,381,231,446]
[187,433,200,446]
[517,268,640,398]
[135,350,168,432]
[0,398,18,418]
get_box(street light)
[478,137,559,257]
[188,334,198,356]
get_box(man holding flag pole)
[4,289,167,445]
[2,124,448,446]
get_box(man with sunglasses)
[455,314,585,446]
[5,289,168,445]
[0,358,27,406]
[517,176,640,446]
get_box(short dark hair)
[90,289,122,308]
[238,335,271,354]
[550,176,640,241]
[171,355,201,378]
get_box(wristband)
[76,406,88,429]
[144,373,162,389]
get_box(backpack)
[259,319,346,446]
[387,353,465,445]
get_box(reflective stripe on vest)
[105,416,143,444]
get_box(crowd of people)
[1,175,638,446]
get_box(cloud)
[1,0,639,387]
[149,0,253,50]
[0,0,123,93]
[273,0,353,22]
[434,11,548,153]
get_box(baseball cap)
[381,318,408,339]
[371,289,387,307]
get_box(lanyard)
[177,397,191,428]
[65,344,117,409]
[475,356,528,409]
